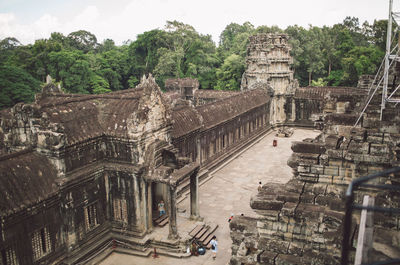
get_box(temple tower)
[241,33,297,125]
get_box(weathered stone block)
[254,209,280,220]
[276,192,299,203]
[325,113,358,125]
[310,165,324,174]
[275,253,301,265]
[287,241,304,256]
[298,173,319,183]
[292,142,326,154]
[370,143,388,156]
[281,202,297,217]
[297,165,310,173]
[259,250,278,264]
[251,199,284,211]
[258,238,290,254]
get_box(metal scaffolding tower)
[355,0,400,126]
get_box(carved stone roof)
[162,89,239,103]
[294,86,366,100]
[194,89,240,99]
[36,89,143,144]
[169,89,269,138]
[171,105,202,138]
[0,149,58,217]
[196,89,270,130]
[162,91,181,103]
[0,75,169,149]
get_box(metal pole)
[381,0,393,120]
[341,193,354,265]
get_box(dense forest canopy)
[0,17,395,109]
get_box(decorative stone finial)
[46,75,52,84]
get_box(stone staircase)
[189,223,218,249]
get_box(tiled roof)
[196,89,269,129]
[170,89,270,137]
[0,150,58,217]
[194,89,240,99]
[171,105,202,138]
[37,89,143,144]
[294,86,366,100]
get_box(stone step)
[199,223,218,244]
[158,217,169,227]
[195,227,209,240]
[153,214,169,227]
[189,224,204,237]
[150,243,181,253]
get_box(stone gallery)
[0,33,399,264]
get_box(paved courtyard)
[100,129,320,265]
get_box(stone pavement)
[100,129,320,265]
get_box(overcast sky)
[0,0,398,45]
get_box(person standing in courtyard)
[158,200,165,216]
[258,181,262,192]
[210,236,218,260]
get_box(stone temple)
[0,33,400,265]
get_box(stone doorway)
[151,182,168,218]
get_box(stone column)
[190,173,200,219]
[133,175,142,230]
[147,182,153,231]
[167,185,179,239]
[291,98,296,122]
[64,196,76,252]
[196,137,201,165]
[141,180,149,231]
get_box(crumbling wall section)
[230,80,400,264]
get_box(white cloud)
[66,5,100,32]
[32,14,60,37]
[0,0,394,45]
[0,13,18,40]
[0,12,60,44]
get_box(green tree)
[0,65,41,109]
[68,30,98,53]
[321,26,337,76]
[285,25,307,84]
[341,46,384,86]
[97,39,116,53]
[218,22,254,56]
[0,37,21,50]
[129,29,168,77]
[28,38,63,82]
[0,37,22,65]
[150,21,218,88]
[90,74,111,94]
[215,54,244,90]
[48,50,92,93]
[310,78,328,87]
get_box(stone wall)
[170,89,271,173]
[230,78,400,264]
[165,78,199,101]
[284,86,367,128]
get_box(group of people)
[154,179,262,260]
[158,200,218,260]
[190,236,218,259]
